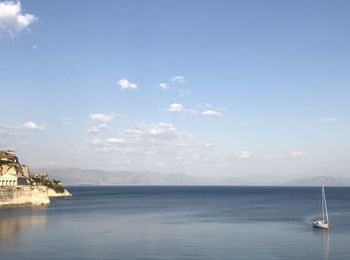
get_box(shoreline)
[0,186,71,207]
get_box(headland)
[0,150,71,206]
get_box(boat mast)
[323,181,329,224]
[321,178,325,222]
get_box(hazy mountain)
[32,168,350,186]
[33,167,197,186]
[280,176,350,186]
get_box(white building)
[0,173,17,186]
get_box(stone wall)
[0,186,50,206]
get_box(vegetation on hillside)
[29,175,65,193]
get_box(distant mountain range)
[280,176,350,186]
[33,167,350,186]
[33,167,197,186]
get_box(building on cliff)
[0,150,71,206]
[0,150,29,187]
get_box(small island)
[0,150,71,206]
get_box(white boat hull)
[312,220,329,229]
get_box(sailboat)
[312,179,329,229]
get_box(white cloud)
[290,151,305,159]
[97,123,107,129]
[89,114,115,133]
[168,103,183,113]
[147,123,179,138]
[159,83,169,90]
[0,1,37,35]
[317,117,336,123]
[225,150,254,162]
[118,78,138,90]
[197,103,224,117]
[21,121,45,130]
[123,122,192,143]
[90,138,124,147]
[171,76,185,84]
[239,150,252,160]
[90,113,116,123]
[87,123,108,134]
[87,126,99,134]
[166,103,198,115]
[201,110,222,117]
[88,122,193,159]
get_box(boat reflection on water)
[322,230,330,260]
[313,228,330,260]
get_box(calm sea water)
[0,186,349,259]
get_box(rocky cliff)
[0,150,71,206]
[47,188,71,197]
[0,150,30,177]
[0,186,50,206]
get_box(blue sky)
[1,1,349,182]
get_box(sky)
[0,0,350,182]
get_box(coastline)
[0,186,72,206]
[47,188,72,197]
[0,186,50,206]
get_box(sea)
[0,186,349,259]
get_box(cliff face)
[0,150,29,177]
[0,186,50,206]
[47,188,71,197]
